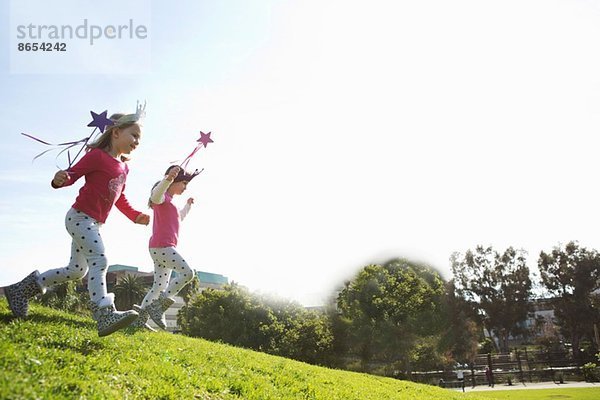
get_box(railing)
[410,350,597,388]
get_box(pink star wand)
[179,131,214,170]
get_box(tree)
[451,246,532,353]
[335,258,446,373]
[261,296,334,365]
[538,241,600,363]
[326,302,352,368]
[438,280,480,365]
[275,309,334,365]
[114,274,148,310]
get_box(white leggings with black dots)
[141,247,194,307]
[38,208,109,305]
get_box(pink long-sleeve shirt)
[53,148,141,223]
[149,192,180,248]
[148,179,192,248]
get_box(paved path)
[453,381,599,392]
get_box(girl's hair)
[87,113,138,162]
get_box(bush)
[410,339,448,372]
[554,371,564,384]
[178,285,335,365]
[479,338,495,354]
[582,362,598,382]
[38,281,89,314]
[535,335,566,354]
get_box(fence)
[410,350,597,388]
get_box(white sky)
[2,0,600,306]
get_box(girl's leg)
[131,251,170,330]
[62,208,108,305]
[154,247,194,298]
[63,208,136,336]
[141,249,172,308]
[144,247,194,329]
[5,209,89,317]
[37,240,89,289]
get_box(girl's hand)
[187,197,195,205]
[167,166,180,181]
[52,170,69,187]
[135,213,150,225]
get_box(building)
[522,297,557,339]
[483,297,560,348]
[105,264,155,290]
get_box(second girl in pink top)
[132,165,198,330]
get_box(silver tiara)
[114,100,146,126]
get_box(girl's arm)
[51,149,98,188]
[149,178,172,205]
[115,188,144,223]
[179,198,194,221]
[150,166,179,204]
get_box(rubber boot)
[130,304,156,332]
[89,294,138,337]
[145,292,174,330]
[4,270,45,318]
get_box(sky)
[2,0,600,306]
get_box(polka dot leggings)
[38,208,109,305]
[141,247,194,307]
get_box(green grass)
[0,300,486,399]
[468,387,600,400]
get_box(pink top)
[149,192,180,248]
[53,148,141,223]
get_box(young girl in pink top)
[4,110,150,337]
[133,165,197,330]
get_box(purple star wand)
[22,110,114,169]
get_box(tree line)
[452,241,600,363]
[177,241,600,377]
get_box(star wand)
[180,131,214,170]
[22,110,114,170]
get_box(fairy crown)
[113,100,147,127]
[164,165,201,183]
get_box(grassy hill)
[0,300,487,399]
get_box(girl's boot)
[4,270,45,318]
[145,292,174,330]
[89,294,138,337]
[130,304,156,332]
